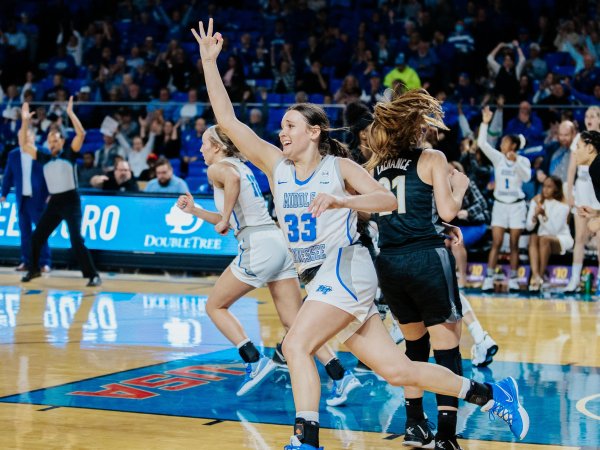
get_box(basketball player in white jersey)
[192,19,529,450]
[564,106,600,293]
[478,106,532,292]
[177,125,360,401]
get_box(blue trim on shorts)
[345,210,353,245]
[336,248,358,301]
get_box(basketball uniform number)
[284,213,317,242]
[246,174,262,197]
[379,175,406,215]
[505,178,510,190]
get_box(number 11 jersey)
[374,148,444,253]
[273,155,358,274]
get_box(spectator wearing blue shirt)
[505,102,545,147]
[180,117,206,176]
[173,89,204,129]
[447,21,475,75]
[408,40,439,88]
[147,87,177,122]
[144,158,189,194]
[573,54,600,94]
[568,82,600,105]
[153,1,195,42]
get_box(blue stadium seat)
[308,94,325,104]
[85,129,104,144]
[551,65,575,77]
[185,176,206,192]
[267,107,287,131]
[188,162,208,176]
[254,79,274,90]
[280,94,295,104]
[169,158,181,176]
[544,52,571,69]
[171,91,188,102]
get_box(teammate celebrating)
[176,125,360,401]
[192,19,529,450]
[478,106,532,292]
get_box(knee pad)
[434,346,463,408]
[459,292,472,314]
[405,332,430,363]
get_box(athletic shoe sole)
[402,439,435,448]
[508,377,530,440]
[475,344,499,368]
[325,379,361,406]
[236,359,276,396]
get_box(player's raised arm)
[191,19,282,176]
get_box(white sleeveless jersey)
[493,156,528,203]
[213,157,273,235]
[273,155,358,273]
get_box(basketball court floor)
[0,268,598,449]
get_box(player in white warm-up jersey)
[478,106,532,292]
[193,20,530,450]
[564,106,600,293]
[177,125,358,402]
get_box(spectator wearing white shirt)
[478,106,532,292]
[527,175,573,291]
[116,122,158,178]
[57,27,83,66]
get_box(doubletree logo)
[165,204,204,234]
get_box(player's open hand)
[191,18,223,62]
[21,102,35,121]
[308,193,345,218]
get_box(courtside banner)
[0,193,238,255]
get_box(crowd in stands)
[0,0,599,287]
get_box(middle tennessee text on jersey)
[283,192,317,208]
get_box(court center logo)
[165,204,204,234]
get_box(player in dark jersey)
[368,88,474,449]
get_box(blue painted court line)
[0,348,597,447]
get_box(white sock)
[458,377,471,399]
[236,338,251,349]
[486,267,495,277]
[571,264,583,282]
[296,411,319,423]
[468,322,486,344]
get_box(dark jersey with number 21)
[374,148,444,253]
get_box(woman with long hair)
[527,175,573,291]
[192,19,529,450]
[176,124,360,401]
[564,106,600,293]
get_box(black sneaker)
[21,271,41,282]
[272,343,287,367]
[87,275,102,287]
[403,417,435,448]
[435,436,463,450]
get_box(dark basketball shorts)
[375,246,462,327]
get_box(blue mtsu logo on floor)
[0,349,599,447]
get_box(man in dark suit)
[1,129,51,272]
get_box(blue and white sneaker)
[326,370,362,406]
[283,435,323,450]
[236,356,276,396]
[482,377,529,440]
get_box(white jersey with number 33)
[272,155,358,274]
